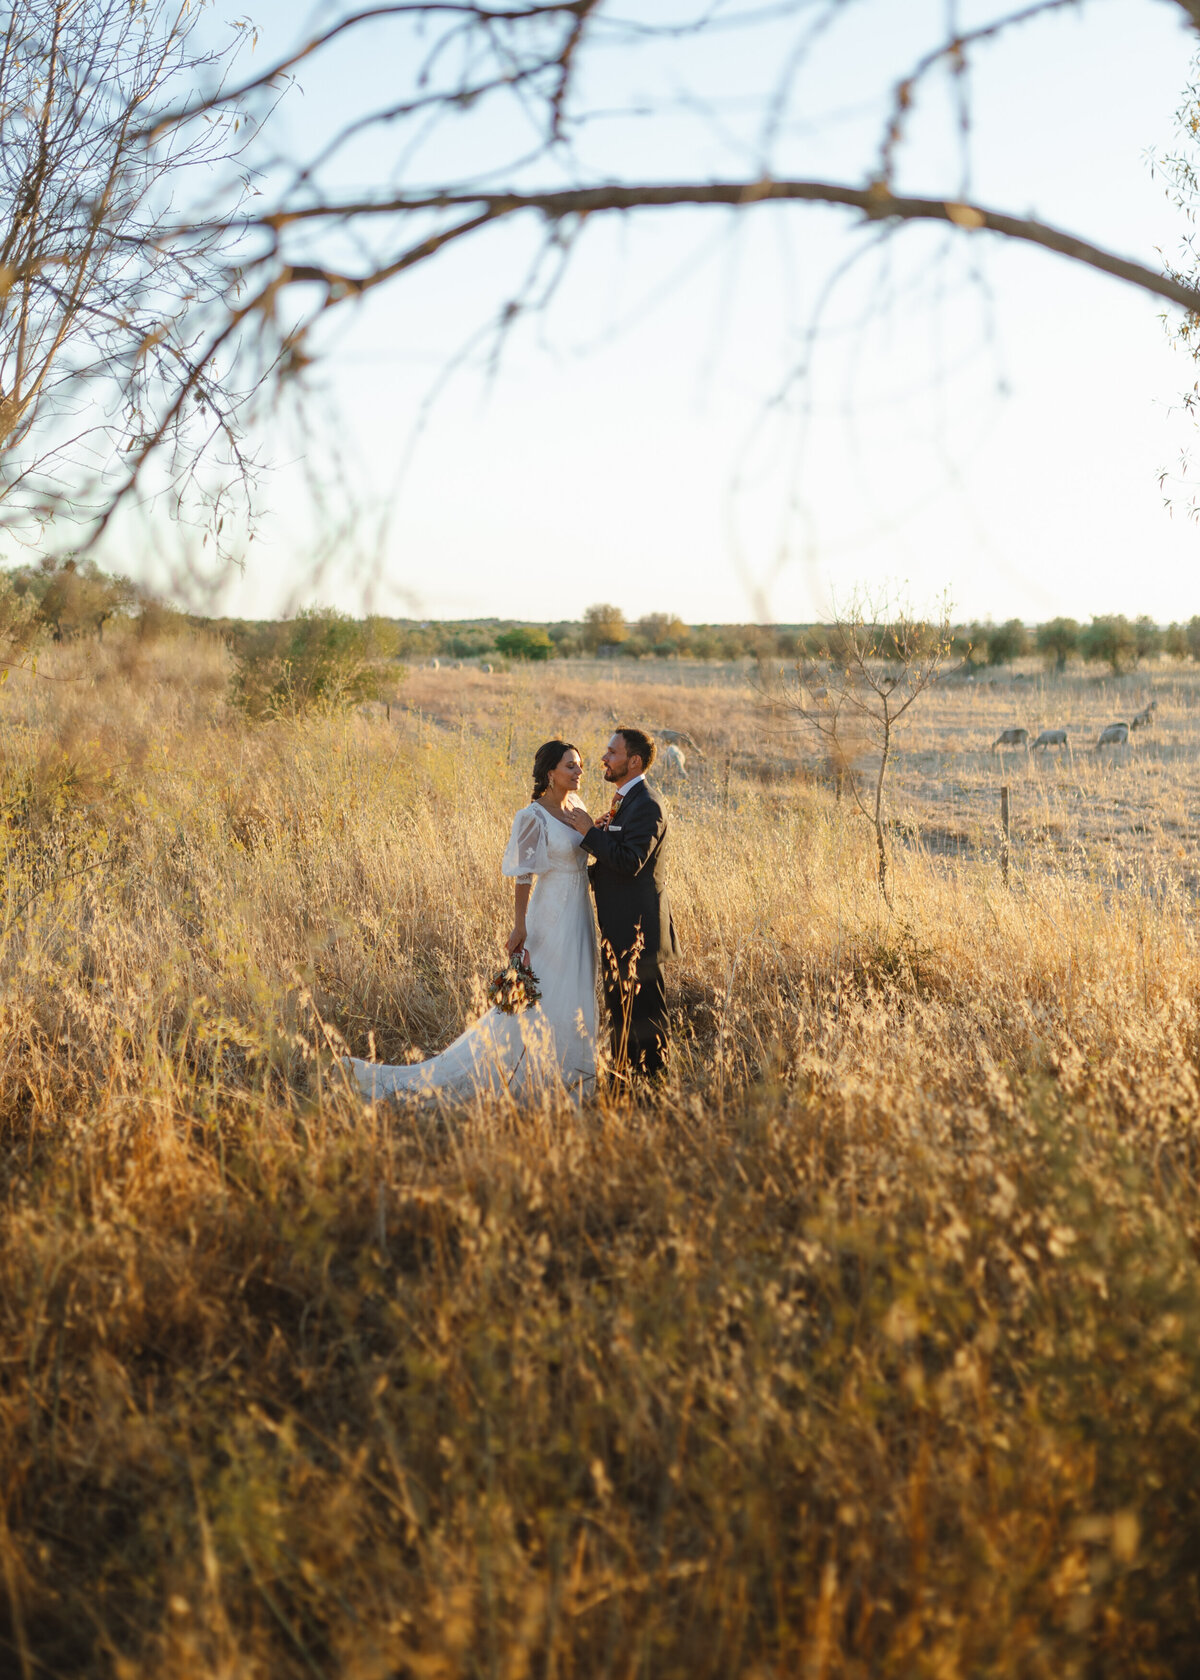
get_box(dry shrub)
[230,609,401,719]
[0,638,1199,1675]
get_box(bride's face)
[550,747,583,797]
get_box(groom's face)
[602,733,640,784]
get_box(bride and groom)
[347,726,679,1101]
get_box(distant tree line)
[0,565,1195,688]
[402,606,1200,674]
[950,614,1200,675]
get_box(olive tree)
[1080,614,1138,674]
[1036,616,1080,674]
[985,619,1031,668]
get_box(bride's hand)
[505,924,527,958]
[564,805,594,836]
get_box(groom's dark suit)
[580,778,679,1077]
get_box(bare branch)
[877,0,1081,185]
[185,181,1200,316]
[55,0,1200,567]
[135,2,598,142]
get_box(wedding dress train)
[347,803,598,1101]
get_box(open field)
[4,637,1200,1676]
[404,656,1200,883]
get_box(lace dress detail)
[347,803,598,1101]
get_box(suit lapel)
[614,779,649,820]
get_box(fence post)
[1000,784,1010,888]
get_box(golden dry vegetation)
[4,635,1200,1677]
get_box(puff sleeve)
[501,806,551,883]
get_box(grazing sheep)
[1097,722,1129,747]
[1032,728,1068,749]
[991,727,1029,751]
[1131,700,1158,730]
[658,727,702,755]
[660,742,688,779]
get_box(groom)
[567,726,679,1079]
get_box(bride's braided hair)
[532,739,577,800]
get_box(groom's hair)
[616,726,655,771]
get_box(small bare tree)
[0,0,260,554]
[767,594,953,906]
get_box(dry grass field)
[4,634,1200,1677]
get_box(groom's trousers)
[602,953,667,1078]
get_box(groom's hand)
[565,806,594,836]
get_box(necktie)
[609,792,624,820]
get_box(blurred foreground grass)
[2,635,1200,1677]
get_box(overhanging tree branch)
[88,0,1200,564]
[198,181,1200,316]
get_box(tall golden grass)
[2,634,1200,1676]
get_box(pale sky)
[130,0,1200,625]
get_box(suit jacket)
[581,779,680,965]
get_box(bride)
[346,740,599,1101]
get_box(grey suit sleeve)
[580,798,662,877]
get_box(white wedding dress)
[347,803,598,1101]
